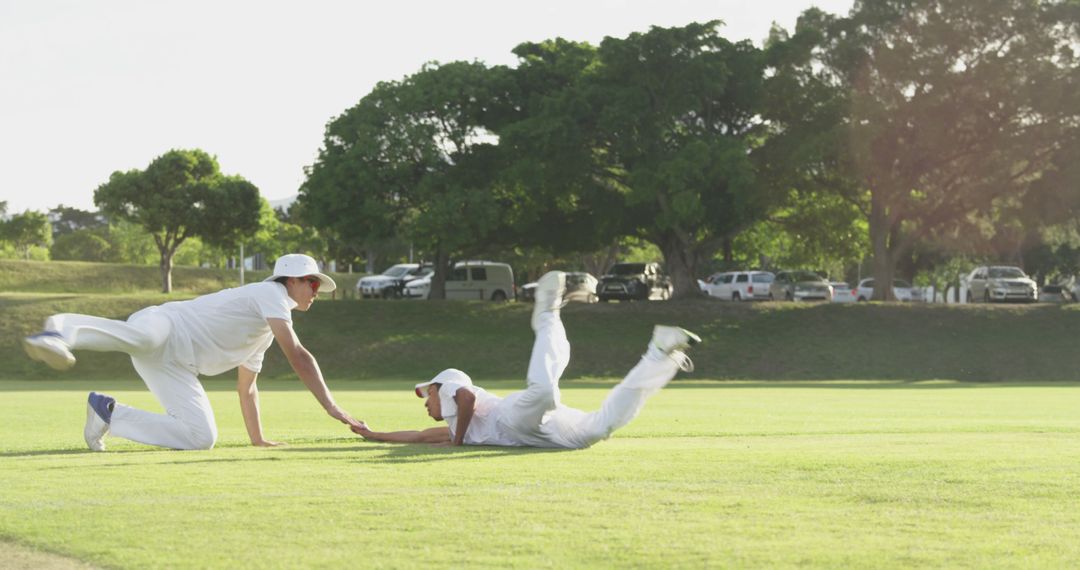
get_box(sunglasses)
[299,276,321,293]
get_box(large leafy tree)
[302,61,522,298]
[95,149,262,292]
[787,0,1080,299]
[1,210,52,260]
[579,22,772,297]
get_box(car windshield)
[610,264,646,275]
[382,266,411,278]
[989,267,1026,279]
[792,271,824,282]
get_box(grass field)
[2,260,1079,568]
[2,379,1080,568]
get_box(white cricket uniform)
[45,282,295,450]
[440,312,680,449]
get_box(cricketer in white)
[353,271,700,449]
[22,254,366,451]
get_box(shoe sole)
[84,401,107,452]
[681,328,702,346]
[22,337,76,371]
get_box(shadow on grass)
[278,441,564,463]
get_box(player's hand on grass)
[252,439,286,447]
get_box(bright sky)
[0,0,853,215]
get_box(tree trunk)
[428,247,450,300]
[580,243,622,278]
[365,249,378,274]
[658,233,701,299]
[159,248,175,293]
[868,192,897,301]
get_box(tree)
[51,228,113,261]
[94,149,262,292]
[791,0,1080,299]
[302,61,522,299]
[1,210,52,260]
[48,205,105,237]
[577,22,772,297]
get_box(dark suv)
[597,262,672,302]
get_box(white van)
[404,261,515,301]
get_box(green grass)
[2,380,1079,568]
[3,259,1080,567]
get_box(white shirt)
[158,282,296,375]
[440,382,520,446]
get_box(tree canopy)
[94,149,263,292]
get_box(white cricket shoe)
[84,392,114,452]
[531,271,566,331]
[650,326,702,372]
[22,331,76,371]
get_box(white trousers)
[500,311,679,449]
[46,309,217,450]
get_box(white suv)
[965,266,1037,303]
[703,271,774,302]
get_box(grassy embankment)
[1,259,1077,383]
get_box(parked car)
[965,266,1038,303]
[403,261,515,301]
[1039,284,1073,304]
[768,270,833,301]
[521,272,599,303]
[703,270,774,302]
[830,282,858,303]
[855,278,918,302]
[356,263,433,299]
[597,262,672,302]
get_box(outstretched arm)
[268,318,364,431]
[237,366,283,447]
[355,425,451,444]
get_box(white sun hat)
[264,253,337,292]
[414,368,473,398]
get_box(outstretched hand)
[328,406,365,431]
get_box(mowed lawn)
[2,378,1080,568]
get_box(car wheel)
[661,286,672,301]
[984,290,991,303]
[786,291,794,302]
[732,293,741,302]
[966,291,973,303]
[491,290,507,302]
[599,296,609,303]
[768,293,775,301]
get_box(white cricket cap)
[415,368,473,398]
[264,254,337,292]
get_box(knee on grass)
[183,422,218,451]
